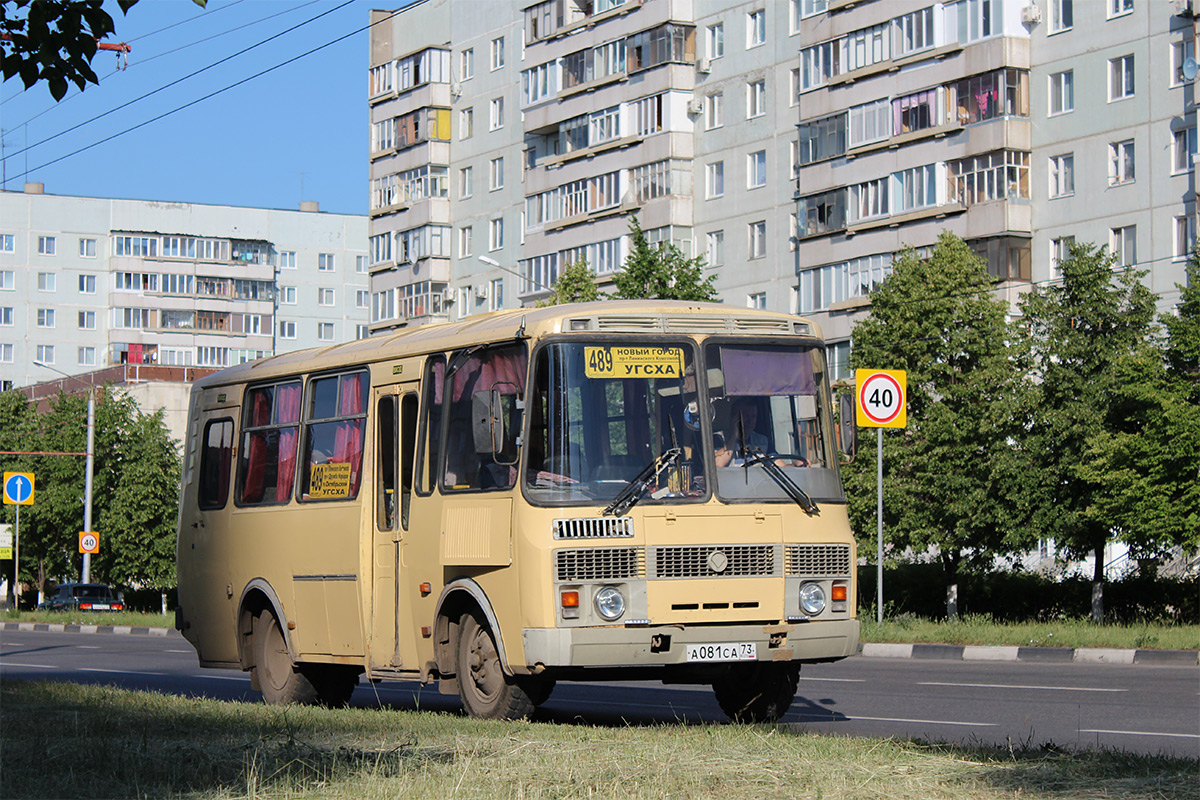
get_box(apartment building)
[367,0,1197,377]
[0,185,370,390]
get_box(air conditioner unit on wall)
[696,58,711,74]
[686,98,703,115]
[1020,4,1041,23]
[475,284,490,300]
[1174,0,1197,17]
[442,287,455,302]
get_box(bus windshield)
[707,342,844,504]
[525,341,703,505]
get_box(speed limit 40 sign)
[856,369,907,428]
[79,531,99,554]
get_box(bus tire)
[253,610,320,706]
[456,611,535,720]
[712,662,800,723]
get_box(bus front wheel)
[254,610,320,705]
[712,662,800,723]
[456,611,535,720]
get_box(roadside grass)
[860,615,1200,651]
[2,681,1196,800]
[3,608,172,628]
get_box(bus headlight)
[594,586,626,621]
[799,582,826,616]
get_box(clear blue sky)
[1,0,392,216]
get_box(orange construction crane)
[0,35,132,69]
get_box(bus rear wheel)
[456,611,535,720]
[712,662,800,723]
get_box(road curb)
[858,641,1199,665]
[2,621,173,637]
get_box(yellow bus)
[176,300,859,721]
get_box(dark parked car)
[38,583,124,612]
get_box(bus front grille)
[650,545,779,579]
[785,544,852,577]
[555,547,645,581]
[553,516,634,540]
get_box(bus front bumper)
[521,619,859,669]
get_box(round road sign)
[79,531,99,554]
[856,370,907,428]
[3,472,35,505]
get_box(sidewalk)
[5,621,1198,665]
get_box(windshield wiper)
[603,448,683,516]
[742,448,820,515]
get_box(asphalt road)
[2,629,1197,757]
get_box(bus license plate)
[685,642,756,662]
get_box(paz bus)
[176,300,859,721]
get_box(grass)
[3,608,173,628]
[1,680,1196,800]
[861,615,1200,651]
[7,608,1198,650]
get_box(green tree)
[539,258,600,306]
[843,233,1034,618]
[610,215,718,301]
[1019,242,1160,621]
[2,0,204,100]
[0,390,36,607]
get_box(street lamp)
[476,255,555,293]
[31,361,95,584]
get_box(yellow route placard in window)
[309,462,352,499]
[584,346,684,379]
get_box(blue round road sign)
[3,472,34,505]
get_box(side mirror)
[472,389,505,455]
[838,392,857,458]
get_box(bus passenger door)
[370,386,419,670]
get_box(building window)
[949,150,1030,205]
[357,255,368,273]
[37,235,55,255]
[490,278,505,311]
[798,188,846,237]
[459,226,473,257]
[1109,139,1135,185]
[356,290,369,309]
[1176,214,1197,259]
[790,140,799,180]
[279,320,297,339]
[78,347,96,366]
[1048,153,1074,198]
[1172,39,1196,87]
[459,108,474,139]
[1110,225,1136,266]
[1051,235,1076,274]
[318,322,334,341]
[1108,0,1132,17]
[746,79,765,118]
[318,253,335,272]
[491,37,504,70]
[707,23,724,59]
[77,274,96,293]
[1049,71,1074,115]
[1050,0,1073,31]
[490,97,504,130]
[460,166,474,198]
[318,288,335,306]
[36,344,54,364]
[0,344,12,363]
[800,40,837,92]
[748,220,766,259]
[893,7,934,57]
[280,286,296,305]
[707,230,725,267]
[848,177,889,223]
[0,270,11,290]
[356,325,370,339]
[746,9,765,48]
[490,157,504,190]
[38,272,55,292]
[1173,127,1196,174]
[78,310,96,329]
[79,238,96,257]
[747,150,766,188]
[705,92,723,129]
[789,68,799,105]
[279,251,296,269]
[1109,55,1134,101]
[706,161,724,198]
[747,292,767,309]
[893,163,939,212]
[461,47,474,81]
[0,307,11,326]
[489,218,504,250]
[0,234,12,252]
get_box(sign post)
[855,371,906,623]
[4,472,35,609]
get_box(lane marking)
[796,713,997,728]
[0,662,58,669]
[918,682,1126,693]
[799,677,866,683]
[76,645,100,649]
[80,667,165,676]
[1081,729,1200,740]
[165,649,191,654]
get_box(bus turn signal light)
[419,582,432,595]
[831,585,847,602]
[561,590,580,619]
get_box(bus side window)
[400,393,418,529]
[415,355,445,495]
[442,344,527,492]
[198,418,233,510]
[377,396,397,530]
